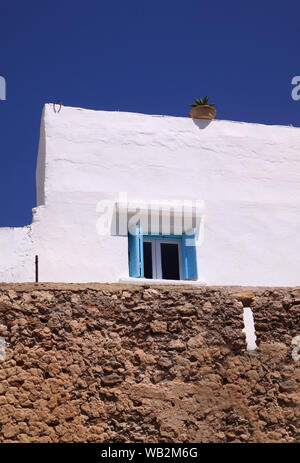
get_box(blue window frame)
[128,228,198,280]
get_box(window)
[143,238,182,280]
[128,227,198,281]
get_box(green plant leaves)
[190,95,216,107]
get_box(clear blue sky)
[1,0,299,227]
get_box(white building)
[1,104,300,286]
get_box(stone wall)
[0,284,299,443]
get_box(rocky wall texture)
[0,284,299,443]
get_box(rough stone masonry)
[0,283,299,443]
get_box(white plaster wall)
[31,204,129,283]
[36,107,46,207]
[1,104,300,284]
[29,198,300,286]
[41,104,300,204]
[197,200,300,286]
[0,227,34,282]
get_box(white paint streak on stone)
[243,307,257,350]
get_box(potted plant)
[189,96,217,120]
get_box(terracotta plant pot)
[189,105,217,120]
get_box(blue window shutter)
[128,225,144,277]
[182,229,198,280]
[139,225,144,277]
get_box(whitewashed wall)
[0,227,33,282]
[1,104,300,284]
